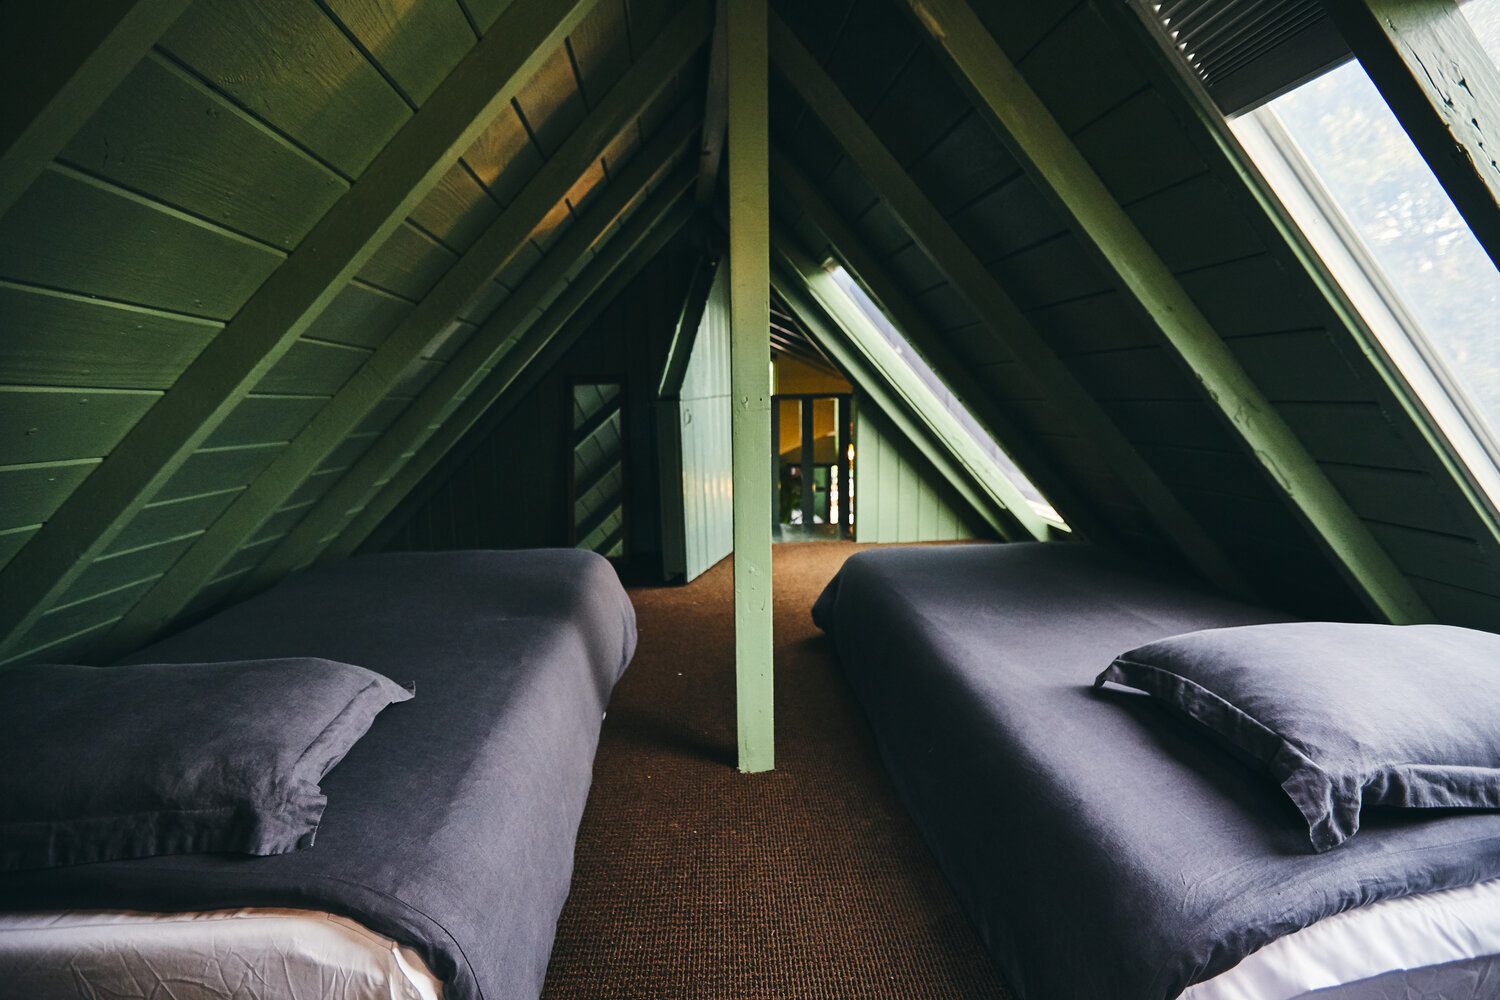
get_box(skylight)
[823,262,1062,524]
[1228,0,1500,505]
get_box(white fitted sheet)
[1185,877,1500,1000]
[0,907,444,1000]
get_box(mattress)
[0,549,638,1000]
[0,908,443,1000]
[812,542,1500,1000]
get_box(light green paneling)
[853,397,986,544]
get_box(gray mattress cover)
[0,548,637,1000]
[812,542,1500,1000]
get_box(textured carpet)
[540,542,1010,999]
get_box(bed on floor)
[813,542,1500,1000]
[0,548,637,1000]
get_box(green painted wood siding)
[852,396,988,544]
[671,261,734,582]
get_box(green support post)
[728,0,774,774]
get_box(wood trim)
[103,3,710,650]
[769,10,1253,599]
[696,0,730,205]
[906,0,1431,623]
[0,0,196,220]
[0,0,606,659]
[729,0,774,774]
[237,156,698,597]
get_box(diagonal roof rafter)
[0,0,608,659]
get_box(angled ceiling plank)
[104,3,713,650]
[768,11,1253,600]
[659,254,721,399]
[770,144,1105,543]
[1322,0,1500,271]
[234,141,699,599]
[906,0,1431,624]
[0,0,195,219]
[772,232,1037,541]
[728,0,773,775]
[695,0,730,204]
[326,186,699,564]
[0,0,606,659]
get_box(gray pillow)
[1095,622,1500,851]
[0,657,413,870]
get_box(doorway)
[772,393,852,542]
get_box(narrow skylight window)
[823,262,1063,525]
[1228,0,1500,505]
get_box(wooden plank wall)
[0,0,701,663]
[378,230,698,556]
[853,396,988,543]
[768,0,1500,626]
[672,259,734,581]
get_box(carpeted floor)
[540,542,1011,999]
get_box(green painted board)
[1276,402,1425,472]
[152,444,284,504]
[1125,174,1266,274]
[513,43,587,157]
[462,105,545,207]
[393,358,447,398]
[410,162,502,253]
[1410,578,1500,632]
[0,460,100,530]
[303,282,415,349]
[357,222,461,301]
[0,525,39,573]
[0,282,219,390]
[459,0,515,34]
[0,388,160,466]
[18,577,157,662]
[324,0,476,106]
[255,339,372,396]
[1015,3,1147,134]
[358,396,417,436]
[1174,256,1318,338]
[1073,90,1207,205]
[0,168,284,320]
[68,535,198,608]
[61,54,349,250]
[106,488,241,555]
[162,0,412,177]
[204,394,329,449]
[321,433,381,475]
[1322,464,1462,533]
[284,469,344,509]
[1371,522,1500,599]
[250,504,314,547]
[460,281,510,324]
[569,0,631,106]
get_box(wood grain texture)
[0,387,160,466]
[0,168,284,320]
[204,394,329,449]
[516,44,588,157]
[151,443,284,504]
[106,488,241,555]
[0,282,219,390]
[324,0,476,106]
[254,340,372,396]
[463,105,546,207]
[162,0,411,177]
[0,526,39,574]
[303,281,415,348]
[61,53,349,249]
[356,222,460,300]
[410,163,501,253]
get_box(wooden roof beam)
[0,0,196,220]
[770,145,1104,543]
[325,183,699,564]
[236,142,699,598]
[768,10,1253,599]
[1322,0,1500,271]
[104,3,712,651]
[0,0,605,659]
[695,0,730,205]
[906,0,1431,623]
[773,232,1041,542]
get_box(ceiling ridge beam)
[768,10,1253,599]
[232,138,699,599]
[103,3,713,651]
[771,232,1036,542]
[0,0,196,220]
[1323,0,1500,271]
[770,144,1104,542]
[906,0,1430,623]
[0,0,606,660]
[326,184,698,564]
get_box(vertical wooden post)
[728,0,773,773]
[838,394,851,537]
[770,397,781,528]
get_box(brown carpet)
[540,542,1011,999]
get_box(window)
[1227,0,1500,503]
